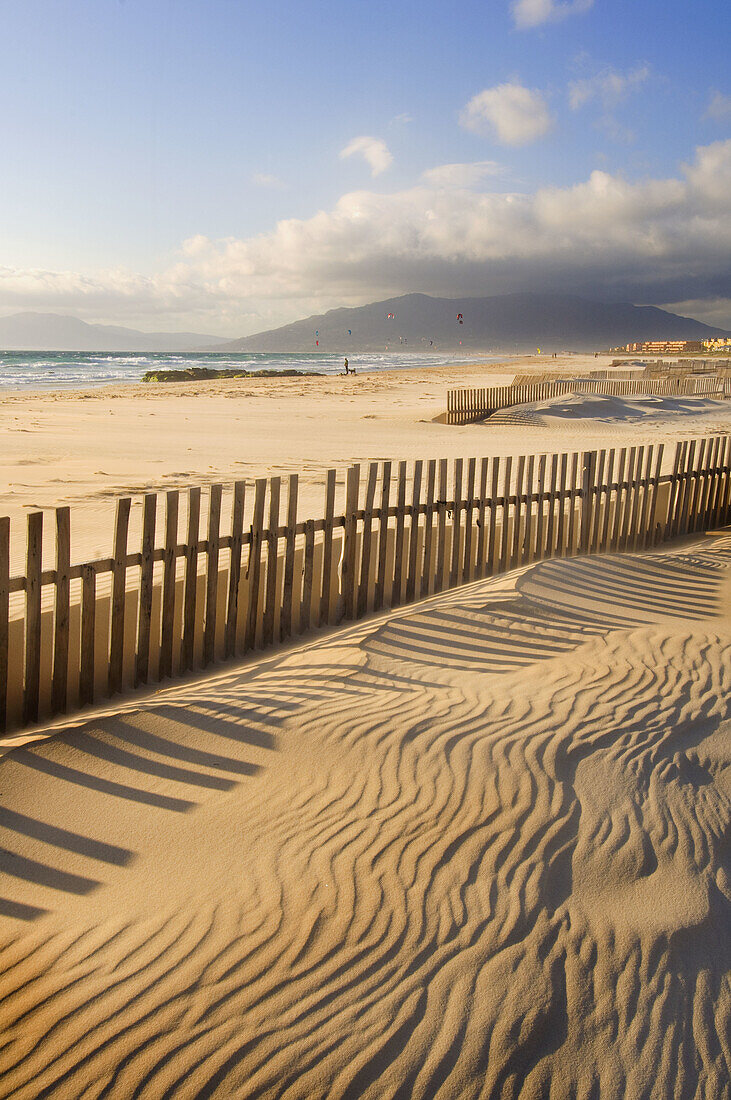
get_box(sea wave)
[0,350,499,391]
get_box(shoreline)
[0,350,517,396]
[0,351,728,572]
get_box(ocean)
[0,350,498,391]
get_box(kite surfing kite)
[457,313,463,324]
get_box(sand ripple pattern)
[486,392,731,432]
[0,537,729,1098]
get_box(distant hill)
[216,293,729,354]
[0,312,229,352]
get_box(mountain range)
[217,293,729,354]
[0,312,229,352]
[0,295,727,354]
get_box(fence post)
[263,477,281,646]
[182,487,201,671]
[245,479,267,651]
[375,461,391,612]
[52,506,71,714]
[711,437,730,528]
[678,440,697,535]
[342,464,360,621]
[667,441,686,538]
[135,494,156,687]
[719,437,731,524]
[23,512,44,726]
[511,455,526,568]
[358,463,378,618]
[160,491,180,679]
[0,517,9,733]
[392,461,408,607]
[580,452,597,553]
[422,459,437,595]
[203,484,223,665]
[535,455,546,560]
[320,469,336,624]
[499,457,512,571]
[280,475,299,641]
[687,438,708,533]
[475,457,489,576]
[700,438,721,530]
[300,518,315,633]
[406,460,423,602]
[599,450,616,552]
[108,498,131,696]
[626,448,645,550]
[546,453,560,557]
[556,453,568,557]
[449,458,463,586]
[226,481,246,657]
[636,447,654,549]
[462,457,476,580]
[524,456,536,563]
[611,449,628,549]
[80,564,96,707]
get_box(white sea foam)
[0,350,494,391]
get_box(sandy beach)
[3,0,730,1089]
[0,355,730,1096]
[1,352,730,572]
[0,529,729,1096]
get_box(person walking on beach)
[344,358,349,374]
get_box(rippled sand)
[489,392,731,430]
[0,533,729,1098]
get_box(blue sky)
[0,0,729,334]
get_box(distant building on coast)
[702,337,731,351]
[611,339,704,354]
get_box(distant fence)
[1,434,730,734]
[447,376,731,425]
[611,363,729,380]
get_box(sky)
[0,0,730,336]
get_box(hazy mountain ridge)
[1,296,727,354]
[217,293,730,354]
[0,312,229,352]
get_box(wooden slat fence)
[447,376,731,424]
[1,434,730,735]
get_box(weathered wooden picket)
[447,376,731,425]
[1,434,730,734]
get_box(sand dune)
[489,392,731,430]
[0,533,729,1097]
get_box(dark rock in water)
[142,367,324,382]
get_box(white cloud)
[421,161,505,188]
[251,172,286,189]
[705,90,731,121]
[1,141,729,334]
[569,64,650,110]
[511,0,594,30]
[460,83,553,146]
[339,136,393,177]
